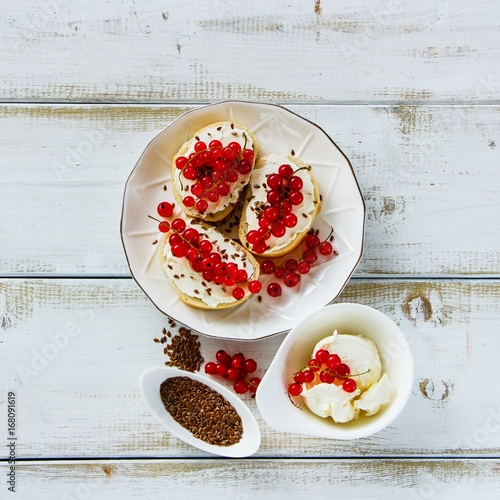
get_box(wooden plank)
[1,0,499,103]
[0,103,498,276]
[2,459,500,499]
[1,278,499,458]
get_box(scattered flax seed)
[154,338,160,343]
[162,328,167,335]
[291,149,295,156]
[156,327,204,372]
[160,377,243,446]
[163,185,167,191]
[230,123,234,129]
[195,135,200,141]
[258,296,262,303]
[217,126,222,131]
[320,194,323,201]
[153,239,158,245]
[231,132,238,136]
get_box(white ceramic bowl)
[256,303,414,439]
[140,367,261,457]
[121,100,365,340]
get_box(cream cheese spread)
[301,330,392,423]
[174,123,255,216]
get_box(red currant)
[157,202,173,217]
[246,230,259,244]
[231,353,245,369]
[222,147,236,160]
[319,241,333,255]
[294,371,304,384]
[271,222,286,238]
[208,191,220,202]
[252,240,267,254]
[200,257,213,270]
[183,196,195,207]
[198,240,213,254]
[202,151,214,165]
[284,213,298,228]
[278,164,293,178]
[209,140,222,149]
[244,358,257,373]
[288,383,302,396]
[176,156,188,169]
[249,377,261,393]
[289,190,304,206]
[267,174,283,190]
[204,362,217,375]
[191,183,204,198]
[261,260,275,274]
[183,166,197,180]
[289,176,303,190]
[343,379,357,393]
[308,359,321,372]
[227,170,238,183]
[327,354,341,370]
[297,261,310,274]
[235,269,248,282]
[320,371,334,384]
[215,363,227,376]
[209,252,222,264]
[217,183,230,196]
[159,221,170,233]
[195,199,208,212]
[263,206,279,222]
[248,280,262,294]
[189,153,202,167]
[216,350,228,362]
[284,272,300,287]
[171,218,186,232]
[302,369,314,383]
[234,380,249,394]
[169,233,182,246]
[315,349,329,363]
[267,190,282,206]
[214,263,226,276]
[242,149,254,162]
[171,244,185,258]
[224,275,237,287]
[232,287,245,300]
[285,259,298,271]
[303,250,318,264]
[228,142,241,155]
[183,228,199,243]
[191,258,203,273]
[337,363,350,376]
[238,160,252,175]
[194,141,206,152]
[185,248,198,261]
[305,234,320,248]
[273,267,285,278]
[226,368,239,381]
[282,201,292,214]
[258,217,271,229]
[267,283,282,297]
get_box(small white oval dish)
[256,303,414,440]
[140,366,261,457]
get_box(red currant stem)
[148,215,203,258]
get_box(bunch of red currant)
[175,140,255,213]
[246,164,307,254]
[288,348,361,398]
[205,350,261,395]
[151,205,262,299]
[261,227,336,297]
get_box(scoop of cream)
[302,330,392,423]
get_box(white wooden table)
[1,1,500,498]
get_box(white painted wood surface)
[2,459,500,499]
[0,104,498,276]
[1,278,499,458]
[1,0,500,497]
[1,0,500,103]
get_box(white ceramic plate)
[121,101,365,339]
[140,367,261,457]
[256,303,414,440]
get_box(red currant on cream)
[343,379,357,393]
[267,283,282,297]
[232,287,245,300]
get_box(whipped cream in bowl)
[256,303,414,439]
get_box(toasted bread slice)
[171,122,260,222]
[238,154,321,258]
[159,218,260,310]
